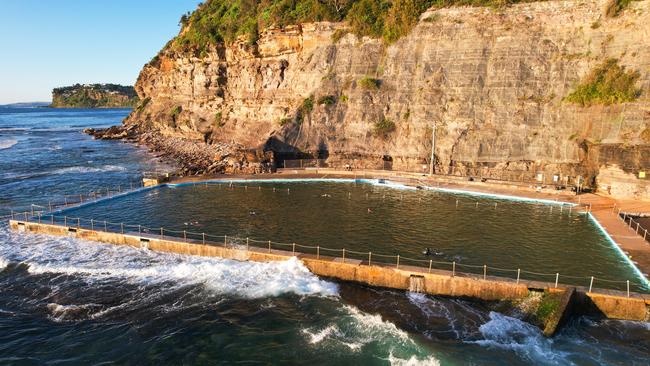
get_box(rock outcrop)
[123,0,650,199]
[51,84,139,108]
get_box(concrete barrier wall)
[9,220,649,322]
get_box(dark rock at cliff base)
[83,126,135,140]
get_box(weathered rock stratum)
[124,0,650,199]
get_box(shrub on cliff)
[565,59,641,106]
[318,95,337,105]
[373,118,396,138]
[358,76,381,90]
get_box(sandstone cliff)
[51,84,139,108]
[124,0,650,199]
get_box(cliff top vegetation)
[169,0,547,56]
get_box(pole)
[429,259,432,273]
[183,230,187,242]
[555,273,559,288]
[268,240,271,253]
[342,248,346,263]
[452,261,455,277]
[64,216,67,227]
[91,219,94,231]
[77,217,80,228]
[104,220,107,232]
[317,246,320,259]
[483,265,487,280]
[138,225,141,235]
[429,123,436,176]
[588,276,594,293]
[121,223,124,234]
[292,242,295,255]
[224,235,227,247]
[627,280,630,298]
[516,269,520,284]
[161,227,163,239]
[368,252,372,266]
[396,255,400,269]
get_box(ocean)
[0,107,648,365]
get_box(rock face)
[124,0,650,199]
[51,84,139,108]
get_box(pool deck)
[169,168,650,283]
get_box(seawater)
[0,107,649,365]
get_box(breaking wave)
[471,312,572,365]
[302,304,439,364]
[0,138,18,150]
[51,165,127,175]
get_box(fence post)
[428,259,432,273]
[287,188,290,195]
[483,265,487,280]
[161,227,163,239]
[91,219,94,231]
[64,216,67,227]
[202,233,205,245]
[396,255,400,269]
[121,223,124,234]
[246,238,250,251]
[49,201,52,211]
[104,220,107,231]
[38,214,41,224]
[138,225,141,235]
[588,276,594,293]
[452,261,455,277]
[292,242,295,255]
[51,215,54,224]
[636,222,640,234]
[268,240,271,253]
[77,217,80,228]
[183,230,187,242]
[342,248,345,263]
[224,235,227,247]
[627,280,630,298]
[516,269,520,284]
[368,252,372,266]
[645,229,647,241]
[317,246,320,259]
[555,273,559,288]
[11,210,14,220]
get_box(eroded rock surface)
[123,0,650,198]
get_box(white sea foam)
[387,353,441,366]
[0,256,7,270]
[51,165,127,175]
[0,138,18,150]
[472,312,573,365]
[302,304,439,362]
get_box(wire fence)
[616,208,650,244]
[281,159,593,189]
[8,211,649,297]
[3,180,147,219]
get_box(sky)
[0,0,201,104]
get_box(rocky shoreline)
[84,126,274,176]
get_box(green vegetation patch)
[170,0,542,55]
[358,76,381,90]
[564,59,641,107]
[373,118,396,138]
[170,105,183,118]
[536,291,561,321]
[318,95,337,105]
[302,96,314,112]
[606,0,639,17]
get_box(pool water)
[60,180,647,292]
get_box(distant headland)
[50,83,139,108]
